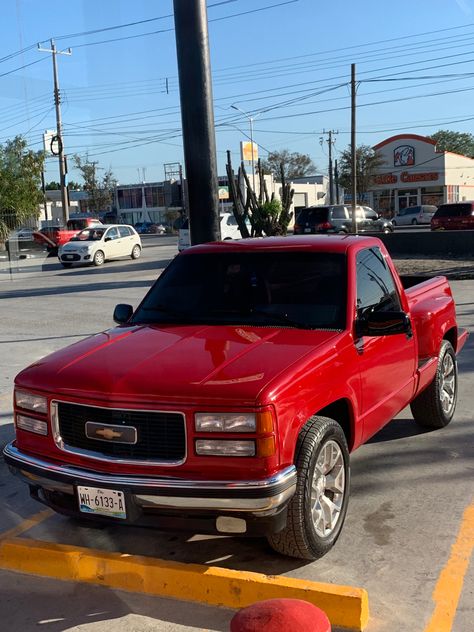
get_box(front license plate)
[304,227,311,233]
[65,254,73,259]
[77,486,126,519]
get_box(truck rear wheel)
[410,340,457,428]
[267,416,350,560]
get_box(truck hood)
[15,324,342,406]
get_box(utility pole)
[38,40,72,224]
[321,130,338,204]
[173,0,219,244]
[40,170,49,222]
[334,159,340,204]
[351,63,357,234]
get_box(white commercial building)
[369,133,474,215]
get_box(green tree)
[73,155,117,213]
[429,130,474,157]
[0,136,44,241]
[45,181,60,190]
[262,149,316,180]
[338,145,386,202]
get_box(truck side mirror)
[356,311,412,337]
[113,303,133,324]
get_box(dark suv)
[294,205,393,235]
[431,202,474,231]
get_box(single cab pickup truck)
[4,236,468,559]
[34,217,103,252]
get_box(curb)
[0,537,369,630]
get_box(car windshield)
[296,208,329,224]
[72,228,105,241]
[132,251,347,330]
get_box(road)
[0,234,472,631]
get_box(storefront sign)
[374,174,397,185]
[400,171,439,182]
[394,145,415,167]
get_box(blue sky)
[2,0,474,185]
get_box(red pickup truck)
[4,236,467,560]
[34,217,102,252]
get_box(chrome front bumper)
[3,442,297,514]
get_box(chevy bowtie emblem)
[96,427,123,440]
[85,421,137,445]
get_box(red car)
[4,236,467,559]
[431,202,474,231]
[34,217,102,251]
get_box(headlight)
[15,390,48,415]
[79,246,92,253]
[16,414,48,436]
[195,439,255,457]
[195,413,256,433]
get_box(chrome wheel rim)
[440,353,456,415]
[310,440,345,538]
[95,252,104,264]
[133,246,140,257]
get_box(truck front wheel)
[267,416,350,560]
[410,340,457,428]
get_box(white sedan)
[58,224,142,268]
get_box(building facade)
[115,180,183,225]
[370,134,474,215]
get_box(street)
[0,235,472,631]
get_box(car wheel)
[383,226,393,234]
[93,250,105,266]
[267,416,350,560]
[131,244,141,259]
[391,220,397,226]
[412,219,418,225]
[410,340,457,428]
[61,262,72,268]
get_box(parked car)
[178,213,249,251]
[392,205,437,226]
[5,235,467,560]
[431,202,474,231]
[58,224,141,267]
[150,223,166,235]
[294,205,393,234]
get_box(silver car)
[58,224,142,267]
[392,205,437,226]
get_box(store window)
[118,188,143,209]
[373,190,395,217]
[145,186,166,207]
[421,186,444,207]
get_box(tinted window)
[356,248,401,319]
[405,207,418,215]
[118,226,132,237]
[133,252,347,330]
[330,206,347,220]
[225,215,237,225]
[297,207,329,224]
[434,204,473,218]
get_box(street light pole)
[231,104,256,192]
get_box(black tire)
[267,416,350,560]
[410,340,458,428]
[61,262,72,268]
[392,220,397,226]
[131,244,141,259]
[412,219,418,225]
[93,250,105,266]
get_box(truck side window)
[356,248,401,319]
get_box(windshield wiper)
[209,307,308,329]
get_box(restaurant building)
[369,134,474,215]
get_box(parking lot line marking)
[423,500,474,632]
[0,509,52,540]
[0,537,369,631]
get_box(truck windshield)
[133,251,347,330]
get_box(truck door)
[354,247,417,441]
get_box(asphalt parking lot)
[0,234,472,631]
